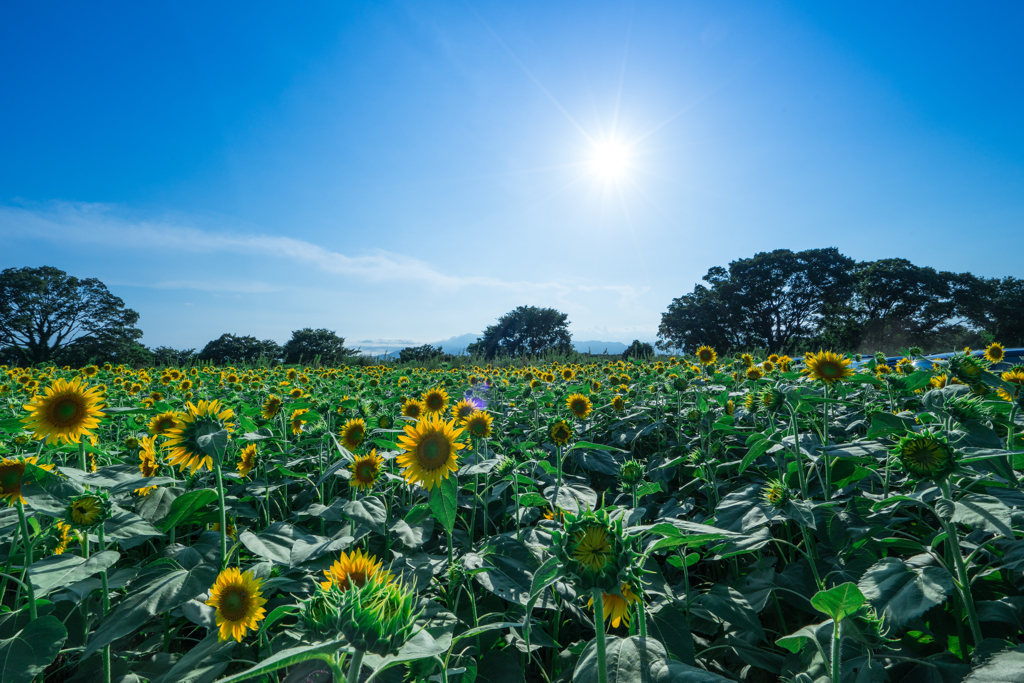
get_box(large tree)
[199,334,282,366]
[468,305,573,359]
[0,266,143,365]
[282,328,356,365]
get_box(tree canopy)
[0,266,143,365]
[398,344,447,364]
[659,250,1023,355]
[282,328,356,365]
[199,334,283,366]
[467,305,573,359]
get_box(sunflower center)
[49,397,83,427]
[416,433,451,471]
[0,465,24,492]
[357,463,376,481]
[220,587,249,621]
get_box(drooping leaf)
[963,645,1024,683]
[858,557,955,630]
[158,489,219,532]
[0,616,68,683]
[429,475,458,535]
[29,550,119,596]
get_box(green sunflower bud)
[554,508,637,594]
[948,353,984,384]
[618,460,645,488]
[758,387,786,412]
[339,576,419,656]
[893,430,955,480]
[761,479,790,509]
[944,394,991,423]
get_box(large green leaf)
[646,604,695,665]
[429,474,458,535]
[106,505,164,548]
[239,521,352,567]
[464,536,557,608]
[695,584,766,641]
[810,582,866,623]
[0,616,67,683]
[150,632,238,683]
[952,494,1014,538]
[216,638,348,683]
[158,489,219,532]
[858,557,954,630]
[574,636,731,683]
[29,549,119,596]
[964,645,1024,682]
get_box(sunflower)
[340,418,367,451]
[0,456,55,505]
[761,479,789,508]
[320,548,392,592]
[147,411,180,436]
[378,413,393,430]
[550,420,573,446]
[463,410,493,439]
[68,495,105,527]
[589,583,640,628]
[561,368,575,381]
[802,350,854,385]
[206,568,268,642]
[566,393,593,420]
[745,366,764,381]
[997,369,1024,402]
[611,395,625,412]
[289,408,309,435]
[262,395,283,420]
[50,521,73,556]
[21,377,105,445]
[135,437,160,496]
[288,387,304,400]
[402,398,425,420]
[349,450,383,491]
[396,415,466,491]
[451,399,476,422]
[421,387,449,416]
[894,430,955,480]
[237,443,257,478]
[572,525,613,573]
[695,346,717,366]
[986,342,1006,364]
[165,400,235,474]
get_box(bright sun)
[591,140,630,180]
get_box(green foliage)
[467,305,573,358]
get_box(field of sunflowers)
[2,344,1024,683]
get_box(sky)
[2,1,1022,351]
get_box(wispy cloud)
[1,202,647,303]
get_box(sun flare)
[591,140,630,179]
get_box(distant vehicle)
[851,348,1024,372]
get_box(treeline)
[657,248,1024,356]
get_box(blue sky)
[2,1,1022,351]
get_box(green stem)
[345,649,364,683]
[831,618,842,683]
[15,500,36,620]
[939,479,983,647]
[822,384,831,501]
[592,589,608,683]
[0,523,20,608]
[98,523,111,683]
[214,463,228,570]
[78,440,87,471]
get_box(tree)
[398,344,447,364]
[199,334,282,366]
[956,275,1024,348]
[0,266,143,365]
[621,340,655,360]
[282,328,356,366]
[151,346,198,367]
[467,306,573,359]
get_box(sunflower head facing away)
[289,408,309,435]
[396,415,466,490]
[695,346,717,366]
[22,377,105,445]
[589,583,640,629]
[463,410,493,439]
[67,493,110,529]
[557,509,634,593]
[550,419,574,446]
[0,456,56,506]
[148,411,181,437]
[894,430,955,480]
[165,400,235,474]
[338,574,420,656]
[237,443,258,478]
[802,350,854,385]
[206,567,268,642]
[349,450,384,491]
[566,393,593,420]
[340,418,367,451]
[618,460,645,488]
[421,387,449,416]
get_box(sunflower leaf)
[429,474,458,535]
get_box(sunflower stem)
[213,463,228,570]
[0,523,19,610]
[830,618,842,683]
[939,478,984,647]
[592,589,608,683]
[98,523,111,683]
[822,384,832,501]
[78,439,86,471]
[345,649,364,683]
[15,500,36,621]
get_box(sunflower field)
[2,344,1024,683]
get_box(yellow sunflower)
[463,410,493,439]
[147,411,181,436]
[349,449,383,491]
[572,525,613,573]
[21,377,105,445]
[135,436,160,496]
[561,368,575,381]
[451,399,476,422]
[51,520,73,556]
[997,369,1024,402]
[611,395,625,412]
[165,400,235,474]
[340,418,367,451]
[421,387,449,416]
[396,415,466,490]
[237,443,257,478]
[589,583,640,628]
[206,567,267,642]
[802,350,854,385]
[0,456,55,505]
[986,342,1005,364]
[566,393,593,420]
[695,346,717,366]
[289,408,309,435]
[402,398,425,420]
[68,495,104,527]
[320,548,392,592]
[745,366,763,381]
[550,420,573,446]
[261,395,283,420]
